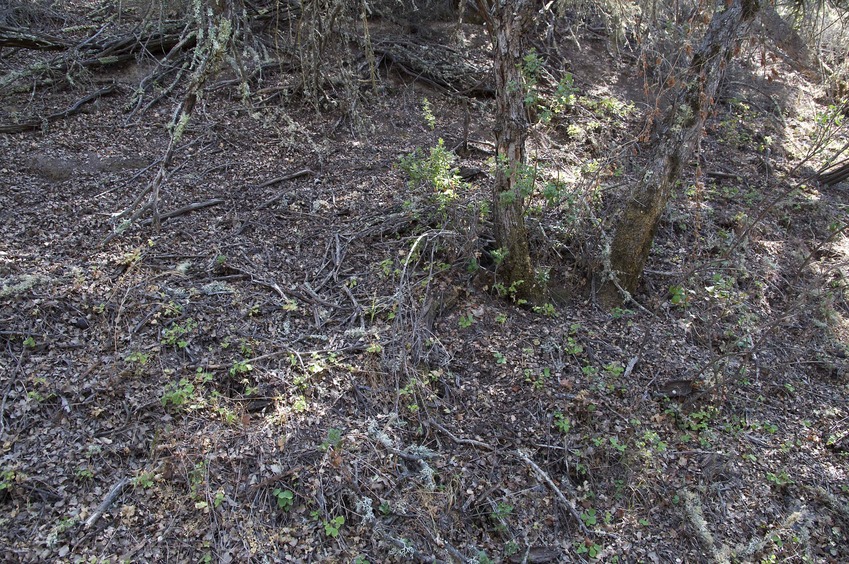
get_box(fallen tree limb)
[138,199,224,225]
[681,487,816,563]
[102,194,221,246]
[373,37,494,97]
[105,12,233,243]
[515,449,591,536]
[817,159,849,186]
[427,419,495,451]
[257,168,316,208]
[680,489,731,564]
[84,477,130,529]
[127,26,197,119]
[0,24,69,50]
[0,83,117,134]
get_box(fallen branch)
[817,159,849,186]
[139,198,224,225]
[735,508,812,561]
[427,419,495,451]
[377,525,443,563]
[105,12,233,242]
[0,24,69,50]
[515,449,590,535]
[128,27,197,119]
[84,477,130,529]
[622,355,639,381]
[373,38,494,97]
[257,169,315,208]
[680,489,731,564]
[682,487,815,562]
[0,83,117,134]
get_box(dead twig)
[515,449,591,535]
[427,419,495,451]
[139,199,224,225]
[84,477,131,529]
[0,83,117,134]
[257,169,316,208]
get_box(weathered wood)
[373,38,493,97]
[84,477,130,529]
[0,24,68,50]
[817,159,849,186]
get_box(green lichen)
[0,274,50,298]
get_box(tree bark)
[599,0,759,306]
[481,0,541,303]
[817,159,849,186]
[757,3,819,80]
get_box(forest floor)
[1,6,848,564]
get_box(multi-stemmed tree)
[599,0,761,305]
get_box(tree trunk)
[756,3,819,80]
[599,0,760,306]
[483,0,541,303]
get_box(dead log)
[817,160,849,186]
[373,37,494,97]
[0,24,68,50]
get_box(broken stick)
[84,477,130,529]
[515,449,591,535]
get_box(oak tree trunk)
[599,0,760,306]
